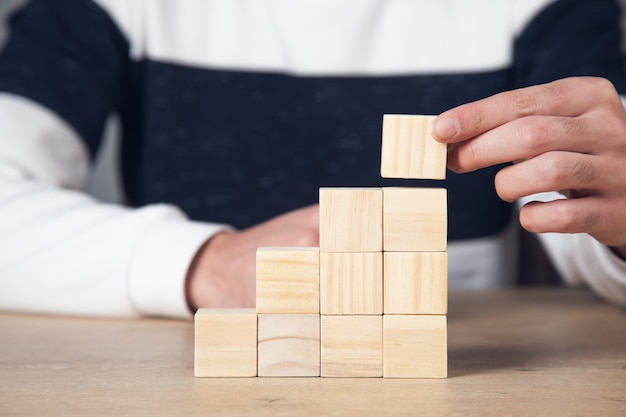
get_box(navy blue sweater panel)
[0,0,130,154]
[513,0,626,89]
[134,64,511,236]
[1,0,625,239]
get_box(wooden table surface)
[1,288,625,416]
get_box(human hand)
[185,204,319,311]
[431,77,626,257]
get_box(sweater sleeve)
[518,193,626,308]
[0,94,230,319]
[0,0,230,319]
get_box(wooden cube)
[384,252,448,315]
[256,247,320,314]
[383,315,447,378]
[319,188,382,253]
[320,252,383,315]
[321,315,382,377]
[194,308,257,377]
[257,314,320,377]
[380,114,447,180]
[383,187,447,252]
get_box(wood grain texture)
[194,308,257,377]
[256,247,320,314]
[321,315,383,377]
[257,314,320,377]
[319,187,382,253]
[383,187,447,252]
[384,252,448,315]
[380,114,447,180]
[320,252,383,315]
[3,290,626,416]
[383,315,447,378]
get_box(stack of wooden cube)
[195,114,448,378]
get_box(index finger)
[431,77,611,144]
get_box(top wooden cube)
[380,114,447,180]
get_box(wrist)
[185,230,244,311]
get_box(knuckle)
[510,90,538,117]
[293,229,319,247]
[551,204,580,231]
[519,117,586,151]
[541,154,595,187]
[540,154,567,184]
[562,117,586,138]
[597,111,626,148]
[581,210,601,233]
[544,79,570,103]
[570,159,596,185]
[604,117,626,140]
[581,77,618,103]
[467,112,487,134]
[516,119,549,152]
[551,203,599,233]
[588,76,615,95]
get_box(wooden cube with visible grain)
[383,187,447,252]
[384,251,448,315]
[320,252,383,315]
[319,188,382,253]
[256,247,320,314]
[257,314,320,377]
[321,315,382,377]
[194,308,257,377]
[380,114,447,180]
[383,315,447,378]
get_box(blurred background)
[2,0,625,285]
[0,0,124,204]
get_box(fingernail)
[431,116,460,141]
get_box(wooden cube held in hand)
[380,114,447,180]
